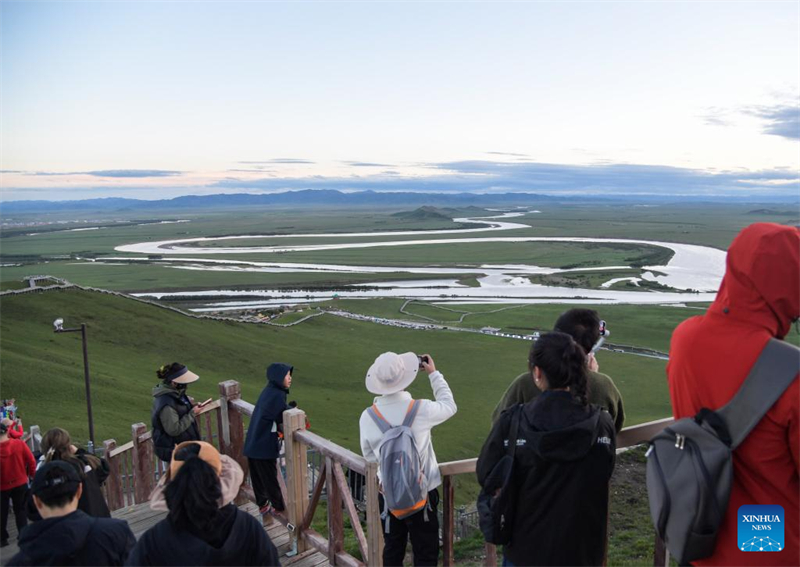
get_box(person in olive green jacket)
[491,309,625,432]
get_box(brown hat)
[169,441,222,479]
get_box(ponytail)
[529,332,589,406]
[164,444,222,533]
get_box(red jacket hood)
[709,222,800,338]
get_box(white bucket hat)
[365,352,419,395]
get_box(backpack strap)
[717,338,800,449]
[401,400,421,428]
[367,405,392,434]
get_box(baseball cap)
[31,461,82,500]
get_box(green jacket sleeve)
[159,405,196,437]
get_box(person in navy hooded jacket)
[243,363,294,516]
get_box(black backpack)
[477,404,522,545]
[646,338,799,564]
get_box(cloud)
[0,170,24,174]
[208,160,799,197]
[342,161,394,167]
[238,159,315,165]
[21,169,183,178]
[486,151,530,158]
[699,107,733,127]
[745,103,800,140]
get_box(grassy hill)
[0,288,672,456]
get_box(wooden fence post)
[131,423,154,504]
[442,475,455,566]
[365,460,383,567]
[218,381,247,472]
[28,425,41,454]
[284,408,309,554]
[326,457,344,565]
[103,439,123,511]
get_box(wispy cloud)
[342,161,394,167]
[699,107,733,127]
[486,151,530,158]
[20,169,183,178]
[238,159,315,165]
[745,103,800,140]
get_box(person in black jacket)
[127,440,279,566]
[477,332,616,566]
[27,427,111,521]
[151,363,202,462]
[9,461,135,566]
[243,363,293,516]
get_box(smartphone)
[197,398,213,408]
[417,355,429,369]
[590,321,609,354]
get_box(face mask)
[175,383,188,392]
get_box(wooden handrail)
[295,429,368,475]
[230,398,255,417]
[109,440,134,458]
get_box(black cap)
[31,461,82,500]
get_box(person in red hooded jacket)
[667,222,799,566]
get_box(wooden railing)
[99,381,673,567]
[437,416,675,567]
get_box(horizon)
[1,1,799,201]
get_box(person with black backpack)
[151,363,202,463]
[477,332,616,566]
[359,352,457,567]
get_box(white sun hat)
[365,352,419,395]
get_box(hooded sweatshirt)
[8,509,135,566]
[0,437,36,490]
[243,363,293,460]
[667,223,799,566]
[477,391,616,566]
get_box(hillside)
[390,206,458,221]
[0,288,671,456]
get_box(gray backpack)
[368,400,429,524]
[646,338,799,564]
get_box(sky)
[1,0,798,201]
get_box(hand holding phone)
[197,398,213,408]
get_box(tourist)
[243,363,294,516]
[478,332,616,566]
[359,352,457,567]
[31,427,111,519]
[8,461,135,566]
[1,399,24,440]
[491,308,625,432]
[127,441,280,566]
[151,363,202,462]
[0,421,36,547]
[667,222,799,566]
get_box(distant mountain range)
[1,189,797,213]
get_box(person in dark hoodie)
[243,363,293,516]
[126,440,279,566]
[477,332,616,566]
[151,363,202,462]
[8,461,135,566]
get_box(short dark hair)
[554,309,601,354]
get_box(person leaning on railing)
[478,332,616,567]
[151,363,202,463]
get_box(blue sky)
[1,1,798,201]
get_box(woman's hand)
[192,405,203,415]
[587,353,599,373]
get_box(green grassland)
[0,288,671,455]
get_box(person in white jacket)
[359,352,457,567]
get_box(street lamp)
[53,318,95,453]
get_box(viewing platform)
[5,379,674,566]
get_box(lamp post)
[53,318,95,452]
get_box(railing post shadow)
[365,460,383,566]
[131,423,154,504]
[219,380,249,505]
[284,407,309,555]
[103,439,123,511]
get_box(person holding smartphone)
[151,363,202,462]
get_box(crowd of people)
[0,222,797,566]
